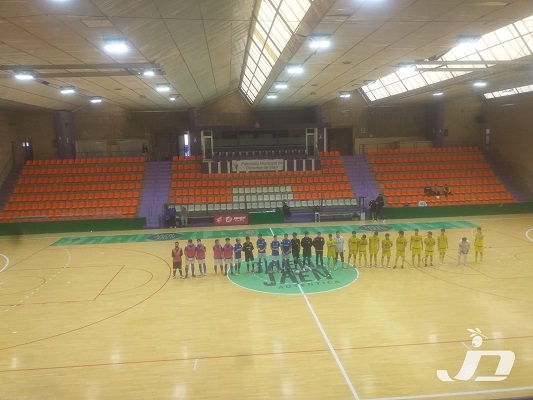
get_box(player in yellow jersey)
[424,231,436,267]
[347,231,360,268]
[410,229,423,267]
[369,231,380,268]
[437,228,448,265]
[394,230,407,269]
[474,227,484,262]
[326,233,336,270]
[359,234,368,267]
[381,233,393,268]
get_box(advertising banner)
[213,213,249,226]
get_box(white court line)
[269,228,274,236]
[193,359,198,371]
[525,228,533,243]
[366,385,533,400]
[297,284,359,399]
[0,254,9,273]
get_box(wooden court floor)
[1,214,533,400]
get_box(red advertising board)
[213,213,249,226]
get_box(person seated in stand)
[431,184,440,196]
[424,184,432,196]
[443,184,451,197]
[282,201,291,220]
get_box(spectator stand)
[0,157,145,223]
[167,151,359,225]
[367,146,515,207]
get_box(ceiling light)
[156,83,171,92]
[397,62,416,72]
[60,86,75,94]
[169,94,180,101]
[473,80,487,88]
[266,93,277,99]
[455,35,481,52]
[142,69,155,77]
[433,90,444,96]
[308,35,331,49]
[456,35,481,45]
[275,82,288,89]
[90,96,102,104]
[103,38,128,54]
[339,92,351,98]
[14,71,34,80]
[287,64,304,74]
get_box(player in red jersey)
[196,239,207,276]
[223,237,233,276]
[171,241,183,278]
[213,239,223,275]
[184,239,197,278]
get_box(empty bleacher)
[0,157,145,222]
[367,147,516,207]
[168,152,357,213]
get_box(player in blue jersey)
[256,233,267,273]
[281,233,292,272]
[270,235,281,273]
[233,238,243,275]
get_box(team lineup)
[170,227,485,277]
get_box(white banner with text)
[231,159,284,172]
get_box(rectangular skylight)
[484,84,533,99]
[240,0,313,103]
[361,14,533,102]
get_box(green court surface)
[52,220,477,246]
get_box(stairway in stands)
[139,161,172,228]
[484,152,529,202]
[343,155,380,207]
[0,165,21,211]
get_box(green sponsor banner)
[52,220,477,246]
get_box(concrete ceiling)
[0,0,532,112]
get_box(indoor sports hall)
[2,1,533,399]
[1,215,533,399]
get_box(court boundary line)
[2,333,532,373]
[525,227,533,243]
[412,264,533,304]
[94,265,125,300]
[298,284,359,399]
[364,385,533,400]
[0,254,9,273]
[0,247,172,351]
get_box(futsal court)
[1,214,533,400]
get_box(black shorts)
[173,261,182,269]
[292,251,300,259]
[302,249,311,257]
[245,253,254,262]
